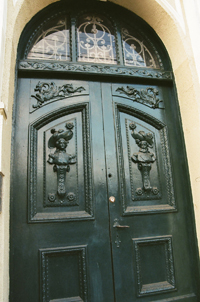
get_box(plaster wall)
[0,0,7,100]
[0,0,200,300]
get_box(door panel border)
[28,102,94,223]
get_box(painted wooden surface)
[10,76,199,301]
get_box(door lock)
[109,196,115,203]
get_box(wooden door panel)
[11,78,199,301]
[102,82,198,301]
[39,246,88,302]
[10,79,115,302]
[115,105,176,214]
[132,236,175,297]
[29,103,93,222]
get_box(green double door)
[10,77,199,301]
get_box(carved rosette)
[47,122,77,206]
[129,122,159,196]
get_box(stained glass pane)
[122,28,160,68]
[27,16,70,61]
[77,15,117,64]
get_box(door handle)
[113,218,130,229]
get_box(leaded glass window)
[77,15,117,64]
[27,16,70,61]
[122,28,159,68]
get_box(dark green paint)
[10,77,200,301]
[10,1,200,301]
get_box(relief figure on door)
[129,122,158,196]
[47,122,76,205]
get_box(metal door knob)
[109,196,115,203]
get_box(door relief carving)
[115,105,176,214]
[31,81,85,109]
[11,2,200,300]
[116,86,163,109]
[28,103,93,222]
[47,123,76,204]
[19,61,173,79]
[129,122,158,196]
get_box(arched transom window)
[77,14,117,65]
[25,10,163,69]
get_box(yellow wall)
[1,0,200,300]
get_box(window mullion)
[71,13,77,63]
[115,21,124,65]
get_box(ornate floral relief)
[116,86,163,109]
[129,122,159,196]
[31,82,86,109]
[19,61,173,80]
[77,15,117,64]
[47,123,77,205]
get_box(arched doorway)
[10,1,200,301]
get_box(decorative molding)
[152,293,196,302]
[115,104,176,215]
[28,103,93,222]
[115,105,126,215]
[116,86,163,109]
[115,104,163,214]
[29,126,37,219]
[83,101,93,215]
[133,236,176,297]
[160,127,175,208]
[39,246,88,302]
[19,60,173,80]
[119,105,165,130]
[31,82,85,109]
